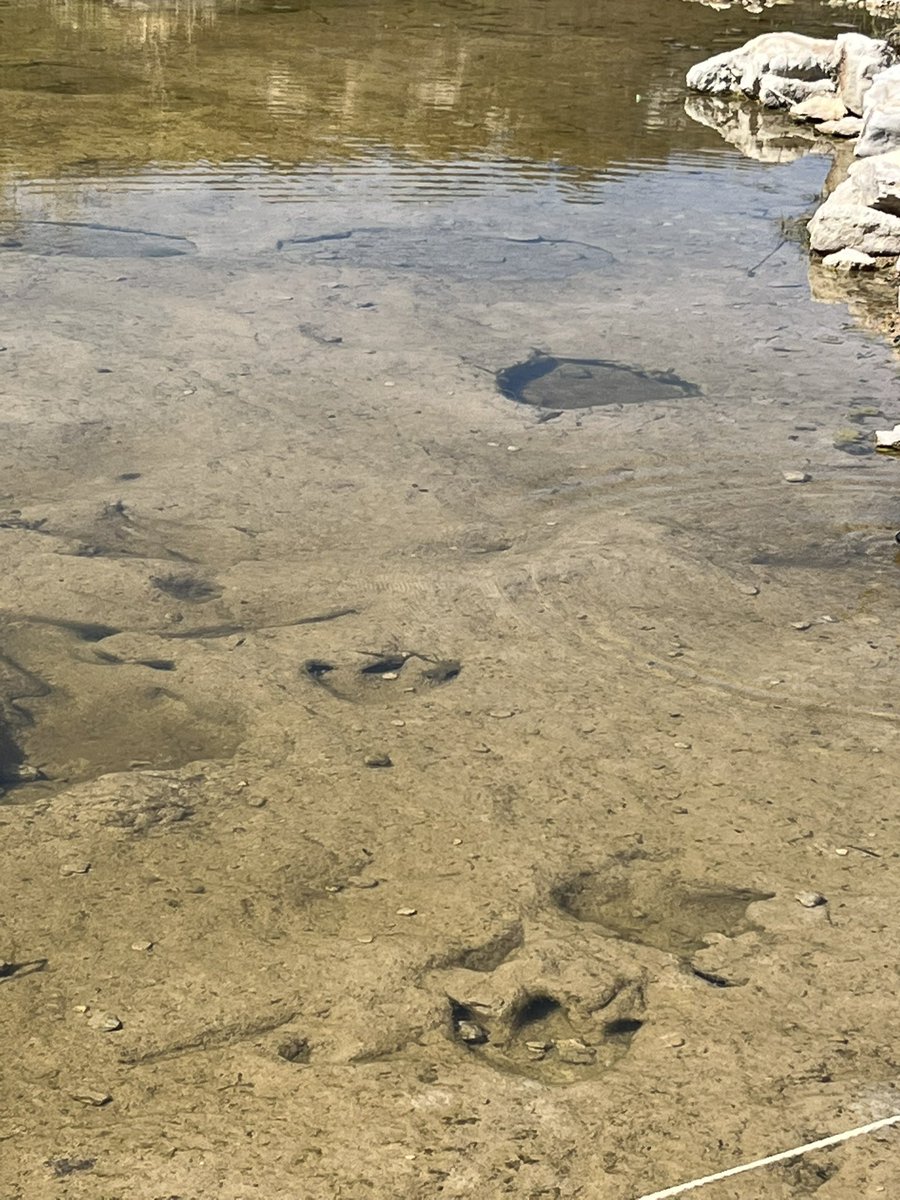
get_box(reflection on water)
[0,0,889,218]
[684,94,830,162]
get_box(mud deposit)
[2,0,900,1198]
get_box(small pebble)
[88,1013,122,1032]
[526,1040,551,1056]
[452,838,463,846]
[391,720,406,727]
[364,753,393,768]
[130,941,153,952]
[60,863,90,877]
[795,891,827,908]
[380,672,399,681]
[457,1020,487,1044]
[782,470,811,483]
[555,1038,595,1065]
[507,445,520,452]
[739,585,760,596]
[70,1090,112,1107]
[792,621,812,631]
[660,1033,685,1049]
[247,796,267,808]
[357,935,374,944]
[396,906,417,917]
[673,742,692,750]
[488,710,515,719]
[835,847,849,857]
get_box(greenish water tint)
[0,0,890,217]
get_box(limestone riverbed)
[2,1,900,1197]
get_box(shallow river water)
[2,2,900,1198]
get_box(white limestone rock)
[808,174,900,253]
[817,115,864,137]
[789,94,848,123]
[688,31,894,119]
[847,148,900,215]
[836,33,894,115]
[686,33,841,106]
[875,422,900,449]
[757,74,837,110]
[856,64,900,156]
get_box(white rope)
[635,1112,900,1200]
